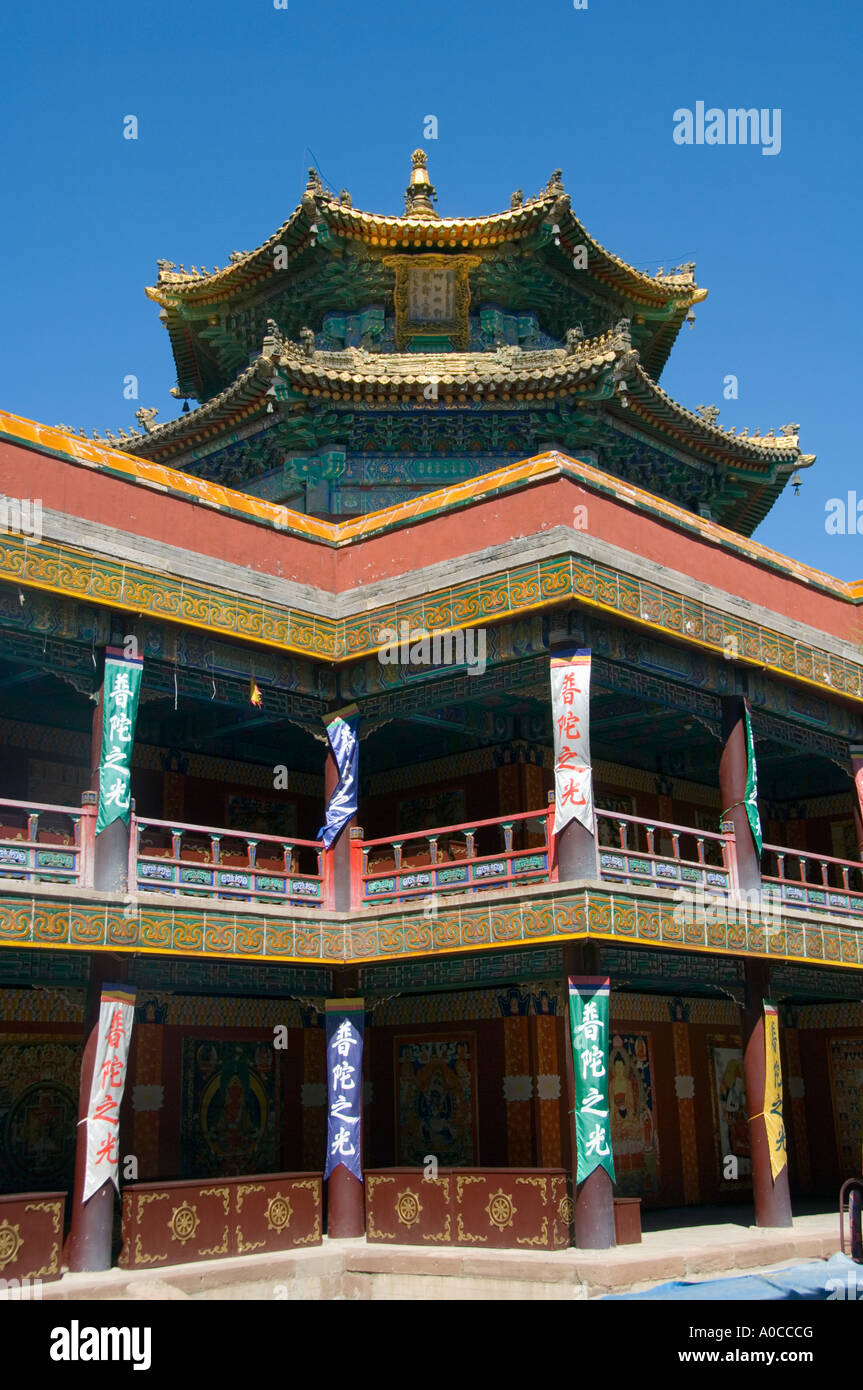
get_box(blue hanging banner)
[317,704,359,849]
[323,998,364,1183]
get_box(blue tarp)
[606,1251,858,1300]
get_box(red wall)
[798,1027,863,1195]
[2,434,856,645]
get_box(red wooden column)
[563,943,615,1249]
[742,959,793,1228]
[65,955,128,1272]
[719,695,761,894]
[556,812,600,882]
[328,1142,365,1236]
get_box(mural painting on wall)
[226,796,297,838]
[182,1040,277,1178]
[830,821,858,861]
[709,1041,751,1184]
[397,790,466,835]
[609,1032,659,1198]
[828,1037,863,1177]
[0,1039,81,1193]
[396,1034,478,1167]
[596,796,636,847]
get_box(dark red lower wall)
[2,1004,860,1207]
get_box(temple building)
[0,153,862,1274]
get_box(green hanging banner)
[95,654,143,835]
[742,702,763,856]
[568,976,616,1185]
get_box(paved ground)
[28,1210,841,1301]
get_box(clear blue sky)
[1,0,860,579]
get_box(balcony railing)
[3,793,863,934]
[595,808,737,896]
[131,817,330,908]
[762,842,863,919]
[355,808,556,906]
[0,797,92,888]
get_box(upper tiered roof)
[145,153,707,399]
[83,151,817,537]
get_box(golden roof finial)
[405,148,439,219]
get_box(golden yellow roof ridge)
[144,162,705,310]
[627,363,808,461]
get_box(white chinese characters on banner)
[95,656,142,834]
[551,649,594,835]
[568,977,615,1186]
[324,1008,364,1181]
[82,990,135,1202]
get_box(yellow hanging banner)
[762,1001,787,1181]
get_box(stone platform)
[28,1211,840,1301]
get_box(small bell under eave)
[182,400,190,414]
[791,472,802,497]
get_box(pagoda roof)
[115,324,813,535]
[146,159,707,396]
[147,183,700,312]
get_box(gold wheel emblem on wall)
[558,1195,574,1226]
[0,1221,22,1270]
[169,1204,200,1244]
[486,1190,517,1230]
[396,1190,422,1227]
[266,1196,292,1232]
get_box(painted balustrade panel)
[0,1190,66,1282]
[232,1174,322,1255]
[365,1167,570,1249]
[453,1169,569,1249]
[596,808,735,895]
[366,1171,453,1244]
[361,809,554,905]
[118,1172,322,1269]
[0,798,89,888]
[132,816,328,908]
[762,843,863,919]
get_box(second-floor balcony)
[132,817,330,908]
[2,795,861,928]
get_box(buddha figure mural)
[609,1034,659,1197]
